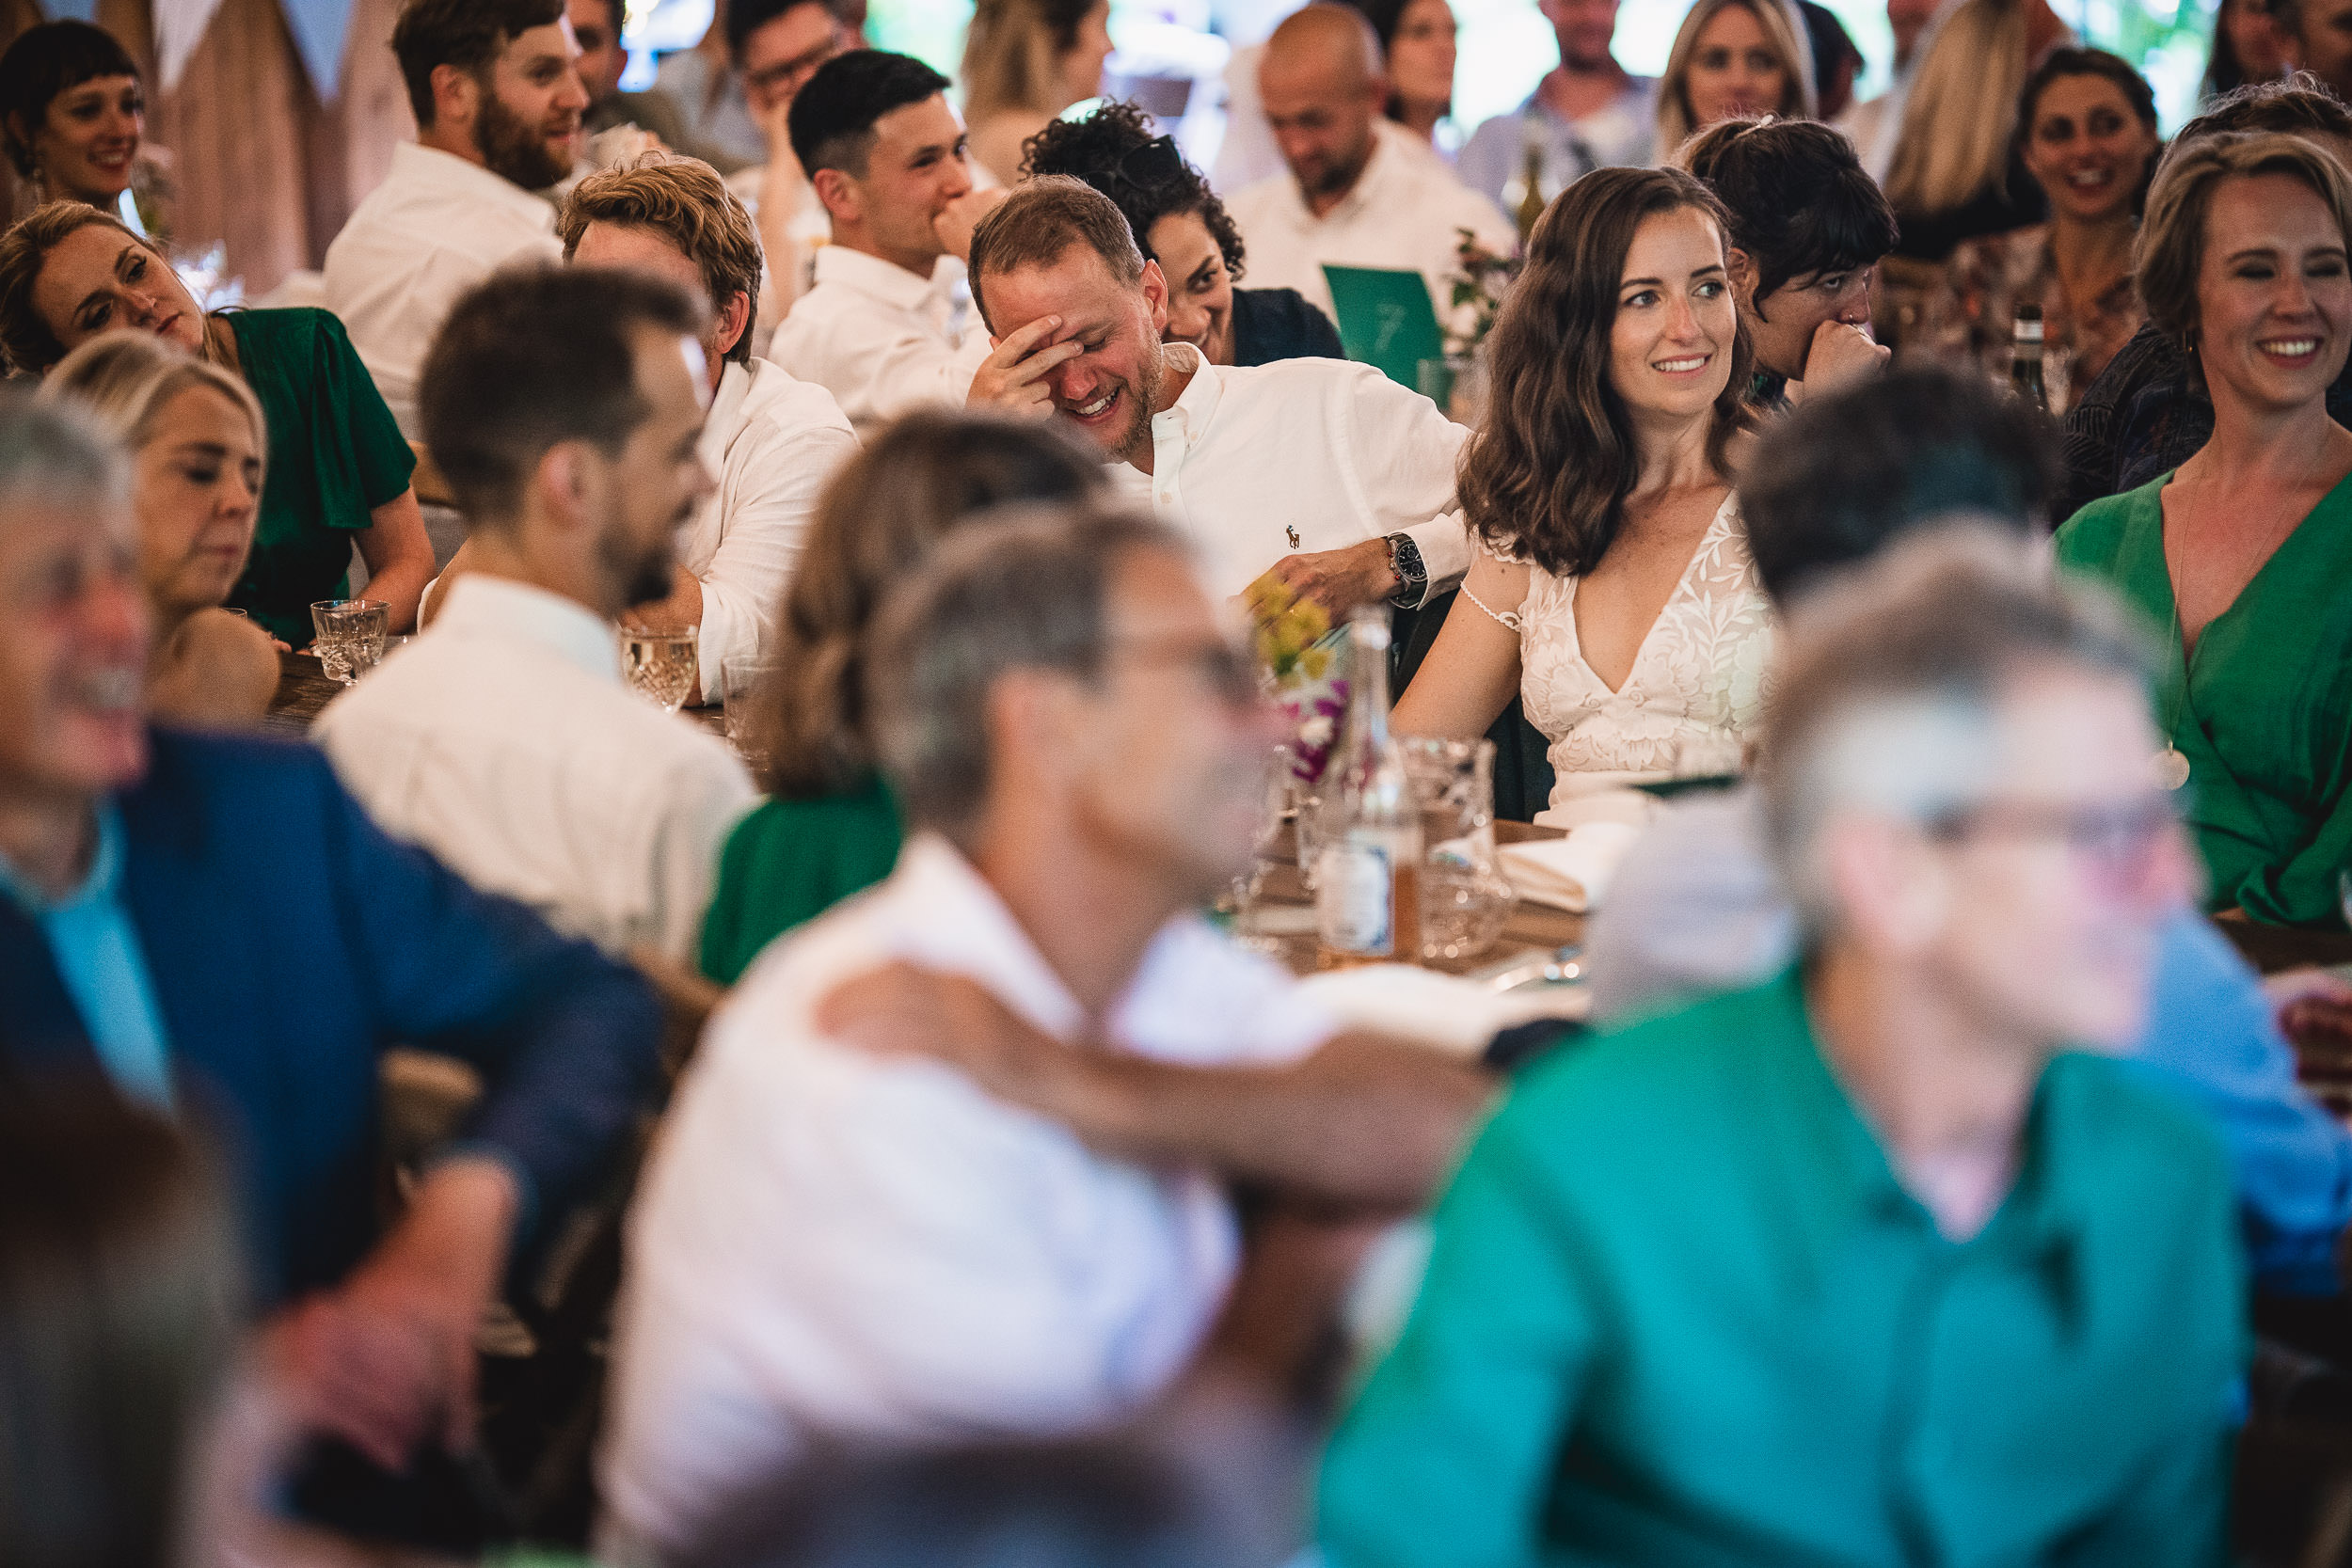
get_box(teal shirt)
[1319,972,2247,1568]
[696,777,904,986]
[0,803,173,1113]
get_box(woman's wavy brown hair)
[756,410,1108,799]
[1461,166,1754,579]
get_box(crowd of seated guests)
[16,0,2352,1563]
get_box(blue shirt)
[1588,785,2352,1295]
[0,802,174,1112]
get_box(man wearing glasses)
[718,0,859,313]
[599,502,1489,1559]
[1323,524,2245,1567]
[1582,366,2352,1304]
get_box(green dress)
[1319,972,2245,1568]
[221,308,418,645]
[2056,470,2352,927]
[696,777,904,986]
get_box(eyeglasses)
[1923,793,2181,881]
[1080,135,1189,207]
[744,35,842,98]
[1108,630,1263,707]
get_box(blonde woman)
[961,0,1115,185]
[1879,0,2071,259]
[40,331,280,728]
[1654,0,1814,161]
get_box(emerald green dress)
[2057,470,2352,927]
[696,777,904,986]
[221,308,418,645]
[1319,972,2244,1568]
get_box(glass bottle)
[1314,608,1422,968]
[1515,142,1548,244]
[2010,301,2048,410]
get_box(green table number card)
[1322,264,1445,388]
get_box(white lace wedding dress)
[1515,494,1777,805]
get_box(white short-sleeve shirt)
[598,833,1337,1557]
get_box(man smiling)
[768,51,1004,434]
[324,0,589,435]
[964,176,1469,615]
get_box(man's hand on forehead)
[966,313,1088,417]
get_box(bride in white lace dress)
[1394,166,1776,807]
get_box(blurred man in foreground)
[0,391,661,1487]
[600,504,1486,1556]
[1323,528,2244,1566]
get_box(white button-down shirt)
[1106,342,1470,603]
[323,142,565,436]
[1228,120,1518,324]
[312,576,755,959]
[768,245,993,436]
[684,356,859,702]
[598,833,1338,1557]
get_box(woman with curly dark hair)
[1021,101,1343,367]
[1393,166,1774,806]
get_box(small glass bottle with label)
[1315,607,1422,968]
[2010,302,2048,410]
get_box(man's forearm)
[1041,1035,1495,1210]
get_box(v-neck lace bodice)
[1514,495,1776,802]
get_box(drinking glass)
[723,658,781,771]
[1401,736,1515,962]
[621,628,699,713]
[310,598,389,685]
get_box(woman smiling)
[0,22,167,235]
[2057,133,2352,925]
[1021,101,1343,367]
[1921,49,2161,412]
[1654,0,1815,161]
[1393,166,1772,805]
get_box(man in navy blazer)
[0,393,663,1475]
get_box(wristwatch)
[1385,532,1427,607]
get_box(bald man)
[1227,3,1515,327]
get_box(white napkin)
[1296,963,1588,1058]
[1499,821,1642,913]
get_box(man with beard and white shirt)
[965,177,1469,616]
[324,0,589,435]
[768,50,1005,435]
[427,153,859,703]
[1226,4,1514,326]
[315,267,755,964]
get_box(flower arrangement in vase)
[1245,571,1347,786]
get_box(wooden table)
[1248,818,1582,981]
[262,652,343,736]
